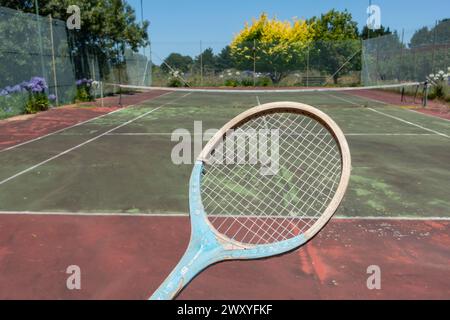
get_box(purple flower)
[0,89,9,97]
[30,77,47,89]
[76,79,83,86]
[48,94,57,101]
[25,77,48,93]
[10,85,23,94]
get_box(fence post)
[431,20,438,74]
[253,39,256,86]
[306,44,310,87]
[48,14,59,106]
[35,0,46,80]
[200,40,203,86]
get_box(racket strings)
[250,138,341,244]
[201,111,342,245]
[237,132,339,243]
[205,114,337,244]
[207,113,316,240]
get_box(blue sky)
[127,0,450,62]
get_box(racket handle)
[149,238,222,300]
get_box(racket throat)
[149,234,224,300]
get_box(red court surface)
[0,214,448,300]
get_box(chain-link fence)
[0,5,151,118]
[362,20,450,86]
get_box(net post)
[100,81,104,108]
[423,81,429,108]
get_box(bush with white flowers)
[426,68,449,101]
[167,70,186,87]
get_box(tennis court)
[0,86,449,299]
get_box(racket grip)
[149,239,221,300]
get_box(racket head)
[150,101,351,300]
[192,101,351,253]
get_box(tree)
[410,19,450,48]
[230,13,313,83]
[308,9,361,84]
[161,53,193,74]
[215,46,234,71]
[360,25,392,40]
[194,48,216,73]
[408,19,450,82]
[0,0,150,80]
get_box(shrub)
[24,77,50,114]
[0,77,55,117]
[427,70,449,101]
[75,79,95,102]
[0,89,27,119]
[25,92,49,114]
[168,77,184,87]
[240,78,254,87]
[256,77,272,87]
[224,79,239,87]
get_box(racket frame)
[150,101,351,300]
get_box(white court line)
[325,91,363,107]
[368,108,450,139]
[0,92,192,186]
[346,133,434,136]
[0,92,173,154]
[408,108,450,123]
[104,132,436,137]
[0,210,448,221]
[256,96,261,106]
[325,91,449,139]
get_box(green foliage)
[215,46,234,71]
[0,0,150,84]
[308,10,361,84]
[0,93,27,119]
[256,76,272,87]
[224,79,239,87]
[360,25,393,40]
[161,53,193,74]
[308,9,359,41]
[25,92,49,114]
[167,77,185,88]
[194,48,216,73]
[240,78,254,87]
[410,19,450,48]
[75,86,94,102]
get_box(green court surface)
[0,90,449,218]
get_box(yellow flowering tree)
[231,13,313,83]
